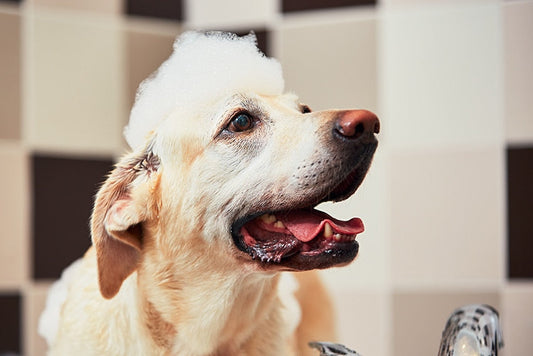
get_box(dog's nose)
[334,110,380,139]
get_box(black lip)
[231,217,359,271]
[326,141,377,202]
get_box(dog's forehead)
[214,92,301,121]
[154,92,303,153]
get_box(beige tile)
[0,145,28,288]
[390,148,504,287]
[382,0,497,7]
[27,0,122,15]
[25,283,52,356]
[393,290,500,356]
[504,1,533,144]
[126,27,179,111]
[185,0,277,28]
[332,291,390,356]
[0,11,21,140]
[502,283,533,356]
[380,3,503,149]
[279,16,378,112]
[123,24,180,151]
[26,10,125,155]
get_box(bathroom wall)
[0,0,531,355]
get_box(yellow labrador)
[39,32,379,356]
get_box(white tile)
[185,0,277,28]
[27,0,122,15]
[380,3,504,149]
[502,283,533,356]
[25,9,125,155]
[389,148,505,287]
[278,15,378,112]
[0,144,28,288]
[504,1,533,144]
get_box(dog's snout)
[334,110,380,139]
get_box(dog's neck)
[136,249,291,355]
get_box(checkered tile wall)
[0,0,532,355]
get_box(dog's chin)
[230,150,375,272]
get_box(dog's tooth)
[333,233,341,241]
[274,220,286,229]
[324,223,333,238]
[260,214,276,224]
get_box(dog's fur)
[39,34,377,356]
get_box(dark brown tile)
[126,0,183,21]
[0,293,21,354]
[0,12,21,140]
[282,0,376,13]
[507,146,533,279]
[32,154,114,280]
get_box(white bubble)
[124,31,285,149]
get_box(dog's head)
[90,32,379,299]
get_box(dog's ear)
[91,149,160,299]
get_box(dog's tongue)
[278,210,364,242]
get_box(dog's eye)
[228,113,254,132]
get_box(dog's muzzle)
[232,109,380,271]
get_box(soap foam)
[124,31,285,149]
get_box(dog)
[38,32,379,356]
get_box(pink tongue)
[278,210,364,242]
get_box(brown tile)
[0,293,22,354]
[282,0,376,13]
[32,154,114,279]
[507,146,533,279]
[126,0,183,21]
[0,11,21,140]
[0,146,28,288]
[393,291,500,356]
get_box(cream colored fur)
[39,93,343,356]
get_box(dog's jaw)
[229,138,377,271]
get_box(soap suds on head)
[124,31,285,149]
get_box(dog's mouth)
[231,150,375,271]
[238,209,363,267]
